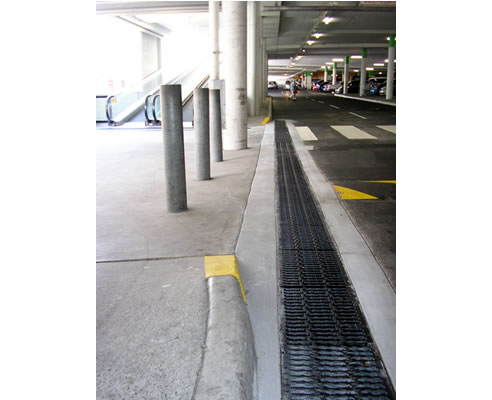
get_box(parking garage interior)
[2,1,491,400]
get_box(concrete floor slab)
[97,122,266,399]
[97,128,262,261]
[96,256,207,400]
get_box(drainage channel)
[275,120,394,400]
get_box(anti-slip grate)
[275,120,394,399]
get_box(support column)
[210,89,223,162]
[209,1,219,82]
[324,66,328,82]
[160,85,187,213]
[359,48,367,96]
[194,88,210,180]
[343,56,349,94]
[306,72,312,90]
[332,63,337,84]
[386,35,395,100]
[247,1,258,116]
[261,47,268,101]
[254,6,262,115]
[223,1,247,150]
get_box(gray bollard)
[160,85,187,213]
[209,89,223,162]
[193,88,211,180]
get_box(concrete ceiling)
[96,1,396,77]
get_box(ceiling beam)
[96,1,210,15]
[262,5,396,12]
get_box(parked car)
[379,81,396,96]
[268,81,278,89]
[368,78,386,95]
[321,81,342,93]
[311,79,322,90]
[333,80,360,94]
[313,81,328,91]
[346,80,360,93]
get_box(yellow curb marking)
[332,185,378,200]
[261,117,271,125]
[204,255,247,302]
[362,180,396,184]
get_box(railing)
[105,96,117,126]
[143,74,209,126]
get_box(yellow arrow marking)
[362,180,396,184]
[333,185,378,200]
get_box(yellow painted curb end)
[204,255,247,302]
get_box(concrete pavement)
[97,117,266,399]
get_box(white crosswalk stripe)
[295,126,318,141]
[376,125,396,134]
[330,125,377,140]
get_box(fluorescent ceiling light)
[307,40,315,45]
[323,17,335,24]
[351,55,362,59]
[353,69,359,72]
[366,67,374,71]
[332,58,344,62]
[374,63,385,66]
[385,59,396,63]
[325,62,333,65]
[312,33,323,39]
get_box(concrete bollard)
[160,85,187,213]
[193,88,211,180]
[209,89,223,162]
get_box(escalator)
[97,70,209,129]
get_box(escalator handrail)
[144,94,153,124]
[147,74,210,124]
[106,96,116,125]
[152,95,160,123]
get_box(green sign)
[389,35,396,47]
[362,48,367,58]
[305,72,311,77]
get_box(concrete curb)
[194,269,256,399]
[261,96,273,125]
[334,93,396,106]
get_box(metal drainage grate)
[275,120,394,400]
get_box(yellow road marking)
[261,117,271,125]
[204,255,246,302]
[363,180,396,184]
[333,185,378,200]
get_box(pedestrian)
[289,80,297,101]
